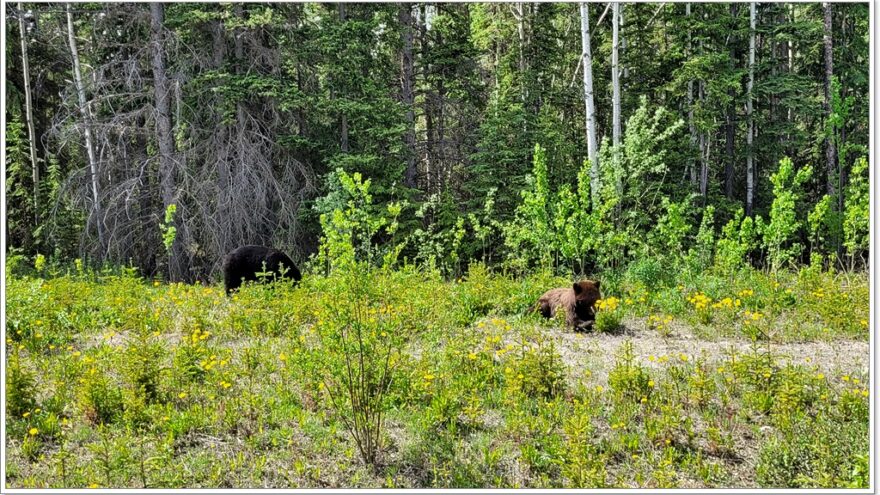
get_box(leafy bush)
[594,296,623,333]
[312,262,409,467]
[6,349,37,418]
[842,157,869,264]
[763,158,812,272]
[608,341,652,403]
[716,209,760,273]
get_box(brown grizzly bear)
[535,280,601,330]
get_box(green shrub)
[6,349,37,418]
[763,158,812,272]
[503,332,566,399]
[608,341,653,403]
[594,296,622,333]
[78,371,124,426]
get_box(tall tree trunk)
[838,11,848,216]
[611,3,621,149]
[233,5,248,160]
[150,3,183,280]
[18,3,39,225]
[724,3,737,199]
[515,3,526,105]
[338,4,349,153]
[611,2,622,199]
[686,3,697,187]
[699,80,708,200]
[620,3,627,79]
[746,2,756,216]
[420,4,435,193]
[822,2,836,198]
[579,2,600,206]
[66,4,105,254]
[786,4,795,157]
[399,4,417,189]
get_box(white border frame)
[0,0,875,493]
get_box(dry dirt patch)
[545,317,869,386]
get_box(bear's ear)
[573,282,582,294]
[594,280,600,290]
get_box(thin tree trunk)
[18,3,39,224]
[399,4,417,189]
[725,3,737,199]
[787,4,794,150]
[699,80,708,200]
[338,4,349,153]
[579,2,600,206]
[725,97,735,198]
[150,3,182,280]
[686,3,697,187]
[746,2,756,216]
[420,4,433,193]
[822,2,836,198]
[620,4,627,79]
[516,3,526,104]
[66,4,105,254]
[611,2,621,149]
[612,2,622,199]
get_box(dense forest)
[3,3,873,488]
[4,2,870,280]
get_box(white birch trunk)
[18,3,39,223]
[66,4,105,251]
[579,2,600,206]
[612,3,621,149]
[612,2,622,199]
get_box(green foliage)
[553,160,599,274]
[1,2,872,488]
[313,262,408,467]
[159,204,177,254]
[608,341,652,403]
[466,188,505,266]
[409,190,468,277]
[716,210,761,273]
[314,169,403,273]
[503,332,566,399]
[505,144,554,271]
[807,195,838,258]
[594,296,623,334]
[5,119,38,252]
[842,157,869,262]
[652,198,692,258]
[756,417,868,488]
[6,349,37,418]
[688,206,716,270]
[604,97,687,231]
[763,158,813,272]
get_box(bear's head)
[572,279,601,322]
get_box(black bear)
[222,245,302,295]
[535,279,601,330]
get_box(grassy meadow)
[3,260,870,489]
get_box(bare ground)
[544,317,869,386]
